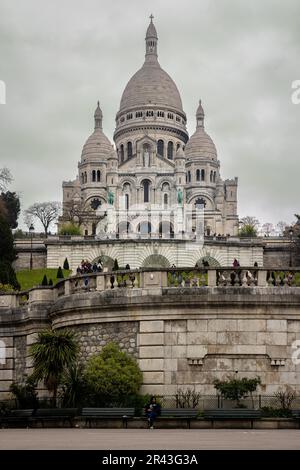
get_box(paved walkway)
[0,429,299,450]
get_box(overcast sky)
[0,0,299,231]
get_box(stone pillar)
[96,275,105,291]
[208,269,217,287]
[258,270,267,287]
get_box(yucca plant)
[30,329,79,407]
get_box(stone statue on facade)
[177,188,183,205]
[108,190,114,205]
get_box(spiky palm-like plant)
[30,329,79,406]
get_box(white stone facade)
[60,18,239,241]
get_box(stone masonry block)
[187,320,208,332]
[139,333,164,345]
[140,321,164,333]
[139,359,164,371]
[142,372,164,384]
[267,320,287,332]
[139,346,164,358]
[187,332,217,345]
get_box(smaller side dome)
[81,102,112,162]
[185,100,217,161]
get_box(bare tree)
[261,222,274,237]
[23,213,34,231]
[25,202,61,237]
[0,167,12,192]
[239,216,260,229]
[276,221,288,236]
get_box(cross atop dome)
[145,15,158,61]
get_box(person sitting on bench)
[144,396,161,429]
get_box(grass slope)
[17,269,71,291]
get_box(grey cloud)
[0,0,299,230]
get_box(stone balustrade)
[0,267,300,309]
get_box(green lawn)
[17,269,71,291]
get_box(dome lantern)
[196,100,205,128]
[94,101,103,130]
[145,14,158,62]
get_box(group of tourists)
[76,259,103,275]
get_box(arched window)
[196,169,200,181]
[139,221,151,234]
[127,141,133,159]
[97,170,101,182]
[164,193,168,207]
[92,170,96,182]
[177,143,181,150]
[125,193,129,210]
[201,169,205,181]
[120,144,124,163]
[213,171,216,182]
[210,170,213,182]
[167,141,174,160]
[157,140,164,157]
[188,171,191,183]
[84,172,87,183]
[142,180,150,203]
[81,173,84,184]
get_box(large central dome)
[119,62,183,113]
[118,17,183,114]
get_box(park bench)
[203,409,262,428]
[157,409,199,429]
[0,409,34,428]
[30,408,78,427]
[291,410,300,427]
[81,407,135,428]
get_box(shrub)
[239,225,257,237]
[59,223,81,236]
[214,376,261,407]
[275,387,295,410]
[261,406,292,418]
[177,388,201,408]
[48,279,53,286]
[41,274,48,286]
[56,266,64,279]
[63,258,69,270]
[84,342,142,406]
[0,282,15,292]
[10,377,38,409]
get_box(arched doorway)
[195,256,220,267]
[142,254,171,268]
[92,255,115,271]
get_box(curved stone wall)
[1,267,300,399]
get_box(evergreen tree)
[0,216,19,289]
[0,191,20,228]
[63,258,69,270]
[113,259,119,271]
[56,266,64,279]
[48,279,53,286]
[41,274,48,286]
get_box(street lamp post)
[29,224,34,270]
[289,229,294,268]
